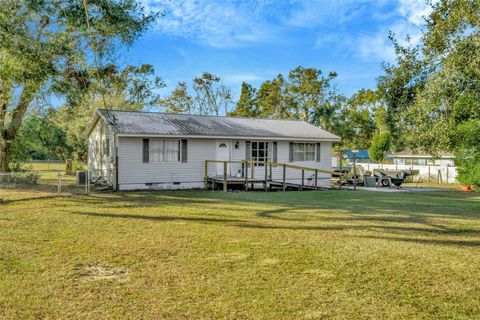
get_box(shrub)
[0,172,40,186]
[368,131,391,162]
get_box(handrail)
[204,159,345,191]
[205,159,340,175]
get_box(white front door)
[215,141,231,175]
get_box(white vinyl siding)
[87,119,115,173]
[117,137,333,190]
[118,137,215,187]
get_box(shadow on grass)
[73,211,247,224]
[356,235,480,247]
[71,207,480,248]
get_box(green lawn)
[1,189,480,319]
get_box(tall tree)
[229,82,258,117]
[158,82,193,114]
[0,0,157,171]
[256,74,291,119]
[286,66,337,122]
[193,72,232,116]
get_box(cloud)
[141,0,282,48]
[355,0,433,62]
[283,0,378,28]
[397,0,434,26]
[223,73,267,85]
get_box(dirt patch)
[77,265,129,283]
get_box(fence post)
[57,171,62,194]
[446,164,449,184]
[282,164,286,191]
[428,165,431,183]
[223,161,227,192]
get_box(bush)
[368,131,391,162]
[454,121,480,189]
[0,171,40,186]
[455,153,480,189]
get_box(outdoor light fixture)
[234,141,240,149]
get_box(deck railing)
[204,159,343,192]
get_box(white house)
[85,109,341,191]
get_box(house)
[85,109,341,191]
[387,151,455,166]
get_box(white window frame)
[293,142,316,162]
[251,141,272,166]
[149,139,181,163]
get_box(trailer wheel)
[381,179,390,187]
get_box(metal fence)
[0,169,113,202]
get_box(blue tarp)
[343,149,370,160]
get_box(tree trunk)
[0,81,39,172]
[0,138,11,172]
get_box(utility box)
[76,171,87,186]
[364,176,377,187]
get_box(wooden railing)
[204,159,343,192]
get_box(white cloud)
[356,0,434,62]
[223,73,267,85]
[397,0,434,26]
[358,32,396,62]
[141,0,281,48]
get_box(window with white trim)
[293,143,315,161]
[149,139,180,162]
[251,141,271,165]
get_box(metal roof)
[97,109,341,141]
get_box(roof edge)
[116,133,341,142]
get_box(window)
[293,143,315,161]
[143,139,149,163]
[405,158,426,166]
[251,141,271,165]
[144,139,180,163]
[104,138,110,157]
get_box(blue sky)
[127,0,432,99]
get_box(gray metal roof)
[97,109,341,141]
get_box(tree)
[158,82,193,113]
[378,0,480,186]
[0,0,157,171]
[368,131,392,162]
[377,35,428,150]
[286,66,337,122]
[11,108,69,162]
[229,82,258,117]
[193,72,232,115]
[256,74,291,119]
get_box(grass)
[1,189,480,319]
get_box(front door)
[215,141,231,175]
